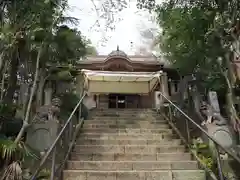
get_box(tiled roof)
[77,47,170,67]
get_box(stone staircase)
[63,109,205,180]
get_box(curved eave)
[45,63,175,73]
[78,55,163,65]
[77,59,170,67]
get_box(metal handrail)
[29,92,87,180]
[159,91,240,180]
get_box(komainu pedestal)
[26,98,61,152]
[26,120,59,152]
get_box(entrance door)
[108,94,117,108]
[108,94,126,108]
[117,95,125,109]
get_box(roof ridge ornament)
[107,46,128,58]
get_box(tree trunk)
[15,83,29,119]
[14,44,43,143]
[36,70,47,108]
[0,52,5,76]
[0,61,9,102]
[4,50,19,105]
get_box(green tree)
[86,40,98,56]
[156,5,225,89]
[137,0,240,131]
[0,0,93,178]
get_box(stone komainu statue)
[33,97,62,122]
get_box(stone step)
[62,170,206,180]
[91,116,162,120]
[92,114,159,118]
[70,152,192,161]
[92,111,158,114]
[77,135,177,141]
[91,112,159,118]
[83,119,167,125]
[81,128,173,134]
[91,115,160,119]
[92,108,156,112]
[66,160,199,170]
[92,110,158,113]
[91,110,158,115]
[76,138,181,146]
[73,145,186,154]
[83,123,169,129]
[79,132,175,140]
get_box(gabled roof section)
[77,46,171,67]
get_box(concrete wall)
[140,93,153,108]
[98,95,108,109]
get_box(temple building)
[76,47,179,109]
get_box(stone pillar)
[161,72,170,99]
[76,73,84,121]
[177,81,181,93]
[83,94,96,109]
[76,74,84,98]
[96,94,100,108]
[158,72,170,109]
[170,82,176,95]
[44,82,52,105]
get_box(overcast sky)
[66,0,160,55]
